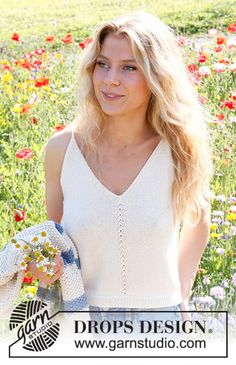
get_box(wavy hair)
[69,10,214,226]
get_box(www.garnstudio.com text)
[74,337,206,351]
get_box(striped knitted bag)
[0,220,89,319]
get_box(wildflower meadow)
[0,0,235,336]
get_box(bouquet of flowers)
[11,230,60,280]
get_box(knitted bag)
[0,220,89,319]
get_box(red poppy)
[34,76,49,87]
[20,104,32,114]
[2,64,12,71]
[35,48,46,56]
[23,271,34,284]
[219,58,230,65]
[45,35,55,42]
[19,59,32,71]
[197,52,208,63]
[54,124,65,132]
[61,34,73,44]
[216,37,227,45]
[227,23,236,33]
[216,114,225,121]
[219,100,236,110]
[14,209,26,222]
[32,60,42,70]
[16,148,33,159]
[214,46,223,53]
[187,63,198,73]
[11,33,19,41]
[231,92,236,101]
[224,146,232,153]
[23,53,33,60]
[31,117,39,124]
[79,37,93,49]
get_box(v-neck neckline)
[71,130,164,199]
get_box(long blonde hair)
[70,10,214,226]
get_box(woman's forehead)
[100,34,134,60]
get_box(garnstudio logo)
[9,300,60,352]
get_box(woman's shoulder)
[45,124,80,155]
[43,124,78,166]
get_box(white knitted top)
[60,128,183,308]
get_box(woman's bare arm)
[178,205,211,321]
[27,130,72,285]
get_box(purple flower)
[210,286,226,300]
[214,195,226,202]
[212,210,224,216]
[232,273,236,287]
[212,217,223,224]
[193,296,216,307]
[216,247,225,255]
[230,197,236,204]
[203,276,211,285]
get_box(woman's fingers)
[27,252,64,285]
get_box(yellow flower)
[5,85,14,97]
[15,243,21,249]
[210,233,221,238]
[11,239,17,244]
[43,85,51,92]
[26,286,37,295]
[227,213,236,221]
[12,104,22,113]
[24,256,31,262]
[41,231,47,237]
[210,224,218,230]
[2,73,13,83]
[20,261,26,267]
[38,266,45,272]
[55,53,62,59]
[42,53,47,62]
[38,255,45,262]
[34,251,41,257]
[23,244,29,250]
[46,273,53,278]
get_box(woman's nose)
[103,68,120,86]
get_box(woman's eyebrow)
[98,54,137,63]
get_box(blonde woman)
[28,11,213,335]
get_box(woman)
[28,11,213,338]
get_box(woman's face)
[92,33,151,118]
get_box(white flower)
[212,63,226,73]
[199,66,211,76]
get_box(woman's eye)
[96,61,108,68]
[123,65,136,71]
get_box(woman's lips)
[101,91,124,101]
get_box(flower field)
[0,2,235,335]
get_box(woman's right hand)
[27,253,64,286]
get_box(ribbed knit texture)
[60,128,183,308]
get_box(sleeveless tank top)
[60,127,182,308]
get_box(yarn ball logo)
[9,300,60,352]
